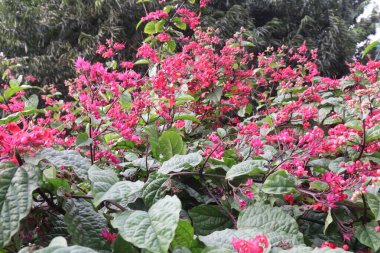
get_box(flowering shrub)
[0,1,379,253]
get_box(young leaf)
[112,195,181,253]
[171,219,195,249]
[158,130,186,161]
[144,21,157,34]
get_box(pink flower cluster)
[232,235,269,253]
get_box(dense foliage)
[0,0,380,252]
[0,0,377,85]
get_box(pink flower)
[244,190,254,199]
[200,0,211,7]
[136,43,160,63]
[239,199,247,209]
[320,242,337,249]
[102,48,114,58]
[25,75,36,82]
[75,57,91,72]
[232,235,269,253]
[113,42,125,51]
[96,44,107,54]
[142,10,169,21]
[120,61,134,69]
[176,8,200,29]
[100,228,117,244]
[156,33,171,42]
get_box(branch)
[36,189,65,215]
[202,180,237,229]
[103,200,127,212]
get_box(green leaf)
[142,173,170,207]
[24,94,39,109]
[112,235,140,253]
[366,125,380,143]
[171,219,194,249]
[0,109,47,125]
[174,114,201,123]
[354,221,380,252]
[146,125,160,159]
[38,148,91,179]
[155,20,166,33]
[158,152,202,174]
[345,120,362,131]
[158,130,186,161]
[63,199,108,250]
[362,41,380,58]
[112,195,181,253]
[88,165,144,207]
[237,205,301,236]
[95,181,143,207]
[206,87,223,105]
[310,180,329,191]
[136,19,143,30]
[225,160,268,180]
[262,170,296,194]
[4,83,41,100]
[120,91,132,109]
[260,145,278,160]
[242,41,255,47]
[328,158,346,174]
[0,165,39,247]
[163,5,174,13]
[75,133,92,148]
[134,59,150,65]
[189,205,233,236]
[173,17,187,30]
[265,115,274,127]
[307,158,330,168]
[366,193,380,221]
[167,40,176,52]
[26,236,99,253]
[144,21,157,34]
[217,128,226,138]
[324,209,333,234]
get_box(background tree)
[0,0,377,85]
[203,0,378,76]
